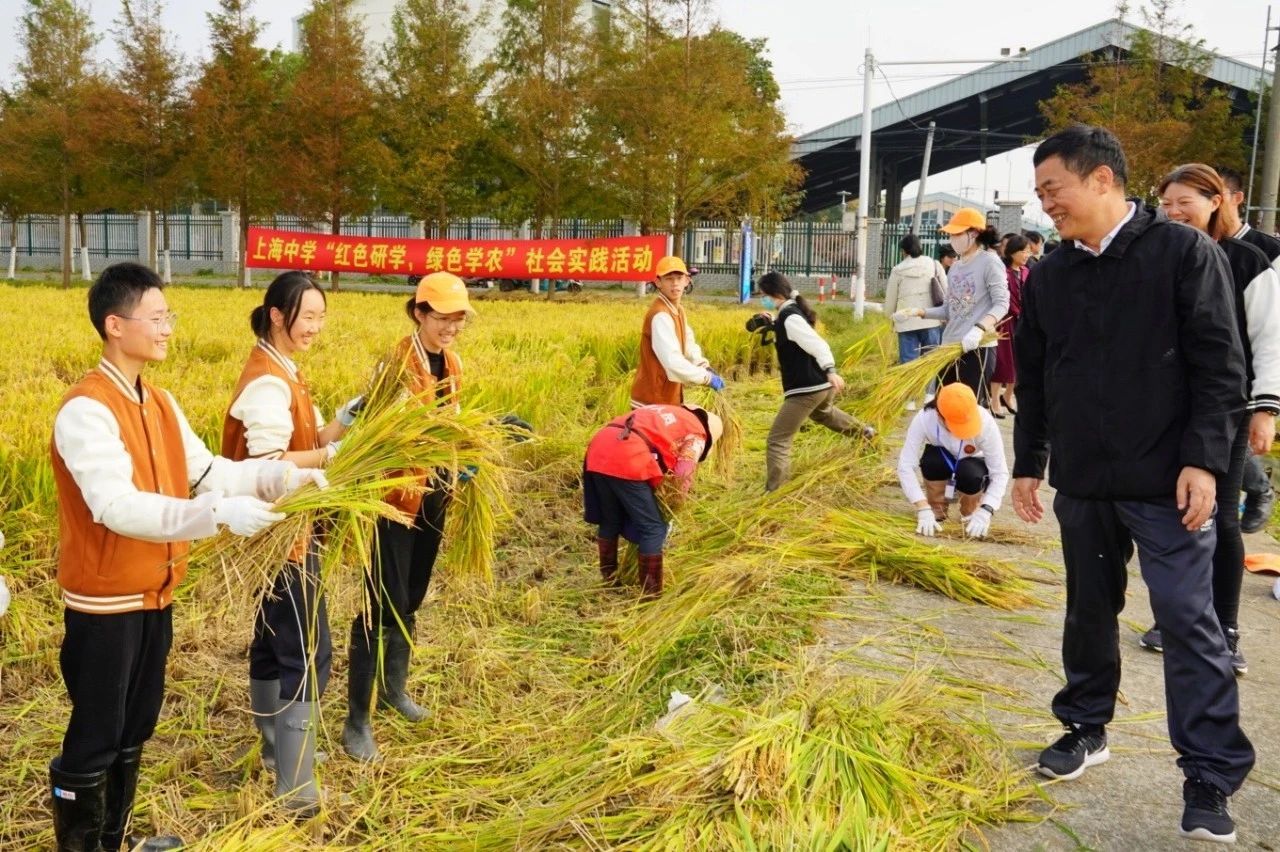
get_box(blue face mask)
[761,296,776,310]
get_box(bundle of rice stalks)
[685,387,744,480]
[444,462,511,592]
[799,509,1033,609]
[850,331,998,429]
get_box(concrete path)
[823,423,1280,851]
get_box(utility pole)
[1246,6,1272,220]
[1261,21,1280,233]
[912,121,937,236]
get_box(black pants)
[919,445,989,494]
[250,552,332,703]
[352,489,449,648]
[938,347,995,407]
[582,471,668,555]
[1052,493,1254,794]
[1241,452,1270,498]
[1212,418,1249,630]
[58,607,173,774]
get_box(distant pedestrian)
[883,235,945,367]
[1023,229,1045,264]
[990,234,1029,418]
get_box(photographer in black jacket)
[1012,125,1254,844]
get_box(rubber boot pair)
[638,552,664,598]
[597,537,619,586]
[51,751,182,852]
[274,700,321,818]
[924,480,949,522]
[342,624,428,763]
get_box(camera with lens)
[745,312,775,346]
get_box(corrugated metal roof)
[792,18,1263,156]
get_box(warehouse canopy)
[791,18,1263,216]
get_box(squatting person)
[1013,125,1253,843]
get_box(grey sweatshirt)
[923,249,1009,345]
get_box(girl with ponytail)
[757,272,874,491]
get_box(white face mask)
[949,233,974,254]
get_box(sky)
[0,0,1274,225]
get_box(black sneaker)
[1036,724,1109,781]
[1240,488,1274,533]
[1224,628,1247,677]
[1179,778,1236,843]
[1139,625,1163,653]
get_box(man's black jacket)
[1012,202,1246,500]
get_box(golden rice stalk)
[444,460,511,591]
[685,387,743,479]
[851,331,999,428]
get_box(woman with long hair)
[1140,164,1280,676]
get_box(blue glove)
[458,464,479,484]
[707,371,725,392]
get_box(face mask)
[761,296,776,310]
[949,233,974,254]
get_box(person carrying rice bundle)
[583,404,723,597]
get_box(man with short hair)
[1216,165,1279,533]
[1023,229,1045,264]
[50,262,323,851]
[630,256,724,407]
[1013,125,1253,843]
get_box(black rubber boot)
[377,630,428,722]
[100,746,184,852]
[50,758,108,852]
[342,620,381,762]
[597,536,620,585]
[638,553,664,598]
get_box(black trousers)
[59,607,173,774]
[938,347,995,407]
[919,445,989,494]
[1212,417,1249,630]
[582,471,668,555]
[352,489,449,648]
[250,551,332,702]
[1052,493,1254,794]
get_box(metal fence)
[879,222,944,278]
[685,220,857,278]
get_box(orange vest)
[585,404,707,487]
[384,334,463,519]
[631,297,688,406]
[52,369,190,613]
[221,343,319,561]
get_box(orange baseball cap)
[936,383,982,439]
[655,256,689,277]
[940,207,987,235]
[415,271,473,314]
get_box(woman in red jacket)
[583,404,722,596]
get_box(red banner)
[244,227,668,281]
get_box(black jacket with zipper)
[1012,202,1247,500]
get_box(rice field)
[0,283,1038,849]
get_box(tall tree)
[286,0,391,289]
[2,0,111,287]
[376,0,488,233]
[592,0,800,239]
[1038,0,1248,200]
[109,0,190,266]
[188,0,285,286]
[487,0,602,230]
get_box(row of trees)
[0,0,802,287]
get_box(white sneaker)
[905,401,917,411]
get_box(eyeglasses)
[118,311,178,331]
[426,312,467,330]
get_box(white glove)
[0,575,9,617]
[916,507,941,537]
[285,467,329,494]
[892,309,910,322]
[324,441,341,464]
[960,326,983,353]
[336,396,365,427]
[965,508,993,538]
[212,496,285,537]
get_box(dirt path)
[822,423,1280,851]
